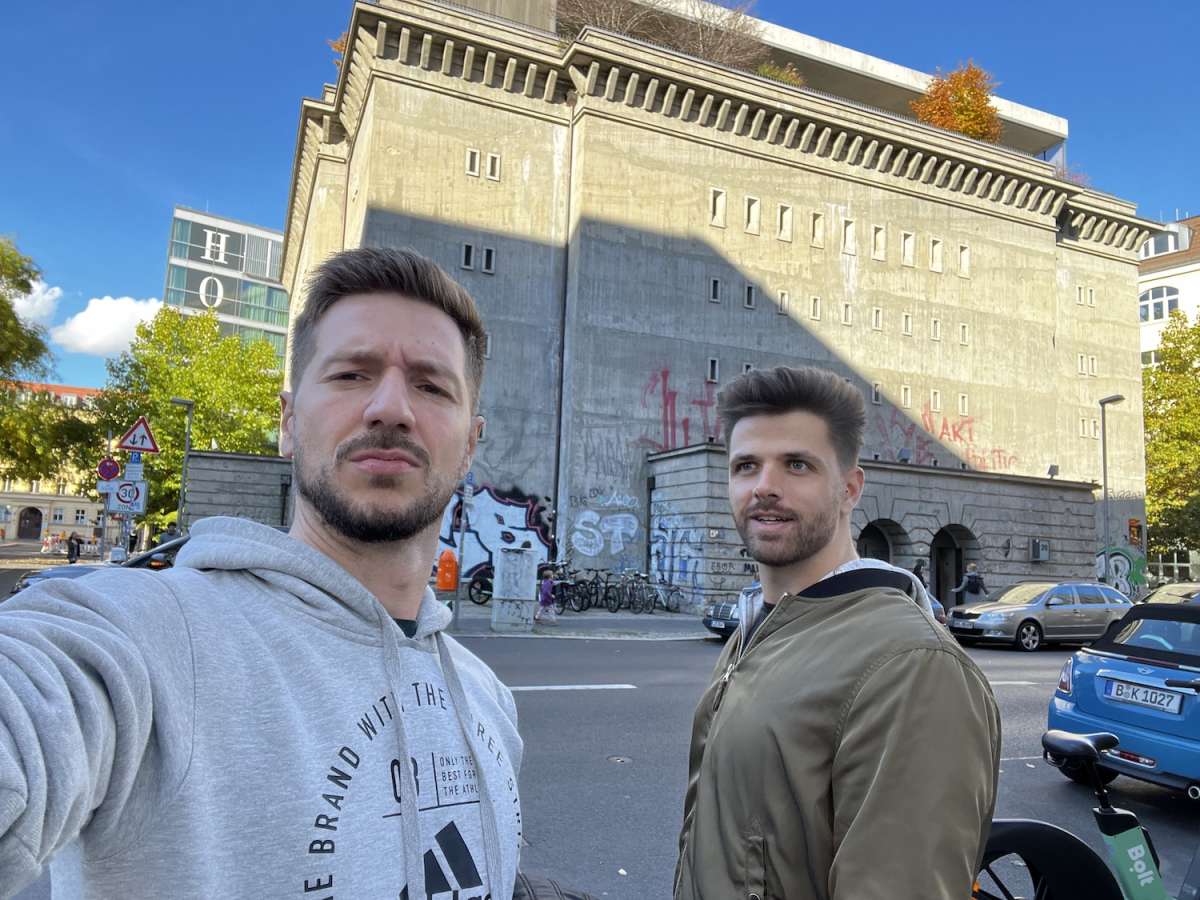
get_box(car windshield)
[991,584,1052,605]
[1110,618,1200,663]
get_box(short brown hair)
[289,247,487,406]
[717,365,866,470]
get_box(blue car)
[1047,602,1200,797]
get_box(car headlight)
[977,611,1014,624]
[702,604,715,618]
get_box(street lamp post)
[1098,394,1125,585]
[170,398,195,531]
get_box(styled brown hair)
[718,365,866,470]
[289,246,487,407]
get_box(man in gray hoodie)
[0,247,522,899]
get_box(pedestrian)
[953,562,989,605]
[535,567,557,625]
[155,521,180,547]
[0,248,524,898]
[674,365,1000,900]
[912,557,928,587]
[65,532,81,564]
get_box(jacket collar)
[795,568,914,599]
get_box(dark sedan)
[8,536,188,596]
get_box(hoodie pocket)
[743,828,767,900]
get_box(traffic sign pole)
[451,472,476,632]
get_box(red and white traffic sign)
[108,480,147,514]
[97,457,121,480]
[117,416,159,453]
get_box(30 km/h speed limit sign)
[108,480,148,514]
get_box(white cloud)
[50,296,162,356]
[11,279,63,325]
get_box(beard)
[735,493,841,568]
[294,430,460,544]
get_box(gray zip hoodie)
[0,517,522,899]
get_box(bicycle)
[646,575,683,614]
[974,724,1200,900]
[467,564,493,605]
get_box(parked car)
[703,582,757,638]
[948,581,1132,651]
[8,536,188,596]
[1047,602,1200,797]
[1141,582,1200,606]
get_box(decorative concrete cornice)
[282,0,1156,278]
[281,96,348,291]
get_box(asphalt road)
[8,631,1200,899]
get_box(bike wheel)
[468,573,492,605]
[568,583,586,613]
[553,583,568,615]
[605,584,622,613]
[630,583,649,614]
[665,586,682,613]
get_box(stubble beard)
[294,438,459,544]
[736,494,841,568]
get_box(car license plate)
[1105,680,1183,714]
[954,620,978,630]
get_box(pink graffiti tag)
[636,368,719,453]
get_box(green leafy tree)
[67,309,283,525]
[0,236,52,381]
[0,388,95,481]
[1143,311,1200,553]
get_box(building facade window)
[1141,350,1160,367]
[901,231,915,266]
[841,302,853,326]
[777,204,793,242]
[55,481,67,496]
[958,243,970,277]
[1139,286,1179,322]
[483,333,492,359]
[930,318,941,341]
[465,148,481,176]
[872,225,886,260]
[461,243,475,270]
[742,363,754,374]
[1087,287,1096,307]
[485,153,501,181]
[930,389,942,412]
[1077,353,1087,375]
[745,197,761,234]
[777,290,789,315]
[810,296,821,320]
[871,307,883,331]
[1140,231,1179,259]
[811,211,824,247]
[1079,417,1088,438]
[930,238,943,272]
[1091,419,1101,439]
[902,312,913,335]
[842,219,856,255]
[959,323,969,345]
[75,509,87,524]
[482,247,496,274]
[1088,355,1097,376]
[710,189,727,227]
[51,508,64,524]
[744,284,757,309]
[901,384,912,408]
[709,278,722,303]
[871,382,882,404]
[706,358,720,383]
[30,480,40,494]
[958,393,969,416]
[1077,286,1085,305]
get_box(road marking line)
[509,684,637,692]
[1000,755,1044,762]
[989,680,1055,686]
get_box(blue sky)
[3,0,1196,388]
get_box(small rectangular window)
[958,393,969,416]
[710,188,727,227]
[959,323,969,345]
[742,362,754,374]
[901,384,912,408]
[1076,286,1085,305]
[1141,350,1153,366]
[902,312,913,336]
[478,419,488,442]
[1091,418,1100,439]
[810,296,821,320]
[841,302,853,326]
[901,231,915,266]
[482,247,496,274]
[1079,417,1088,437]
[930,318,941,341]
[706,358,720,383]
[483,333,492,359]
[777,290,789,315]
[709,278,722,303]
[871,382,882,405]
[745,196,761,234]
[465,148,481,176]
[744,284,756,309]
[1087,287,1096,307]
[51,508,64,523]
[75,508,87,524]
[777,204,793,242]
[461,243,474,270]
[1077,353,1087,375]
[811,211,824,247]
[930,389,942,412]
[958,243,970,277]
[871,307,883,331]
[930,238,943,272]
[872,225,886,261]
[1088,355,1097,376]
[486,153,501,181]
[842,219,856,255]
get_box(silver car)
[948,581,1133,651]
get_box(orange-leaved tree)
[910,61,1002,143]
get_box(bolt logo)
[1127,844,1157,888]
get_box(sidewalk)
[449,601,714,641]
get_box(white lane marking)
[509,683,637,692]
[989,680,1056,686]
[1000,755,1045,762]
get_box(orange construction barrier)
[435,548,459,591]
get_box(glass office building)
[163,207,289,364]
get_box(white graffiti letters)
[570,510,639,557]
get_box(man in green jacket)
[675,365,1000,900]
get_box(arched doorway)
[856,523,891,562]
[931,524,981,608]
[17,507,43,540]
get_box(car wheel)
[1014,620,1043,652]
[1060,759,1119,787]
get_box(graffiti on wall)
[439,485,553,576]
[870,405,1018,472]
[635,368,719,454]
[568,488,640,564]
[649,500,705,605]
[1095,546,1148,600]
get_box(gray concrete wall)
[184,452,293,529]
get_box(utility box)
[490,547,537,633]
[1030,538,1051,562]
